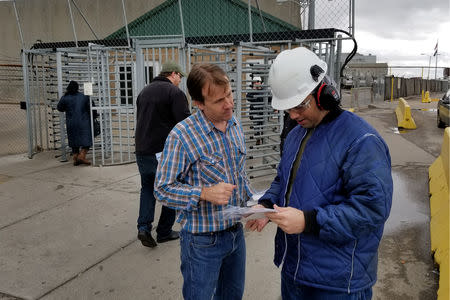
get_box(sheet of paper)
[83,82,93,96]
[219,205,276,220]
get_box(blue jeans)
[281,271,373,300]
[180,224,246,300]
[136,154,175,237]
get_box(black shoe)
[137,230,157,248]
[157,230,180,243]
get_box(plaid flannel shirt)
[154,110,254,233]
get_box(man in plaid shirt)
[154,63,254,300]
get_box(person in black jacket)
[57,81,96,166]
[135,61,190,248]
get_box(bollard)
[424,91,431,103]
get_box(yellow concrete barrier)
[429,127,450,300]
[395,98,417,129]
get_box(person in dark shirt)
[57,81,96,166]
[134,61,190,248]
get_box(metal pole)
[56,52,68,162]
[22,51,33,158]
[427,56,431,80]
[236,44,242,122]
[12,0,25,50]
[255,0,267,32]
[336,35,342,90]
[121,0,131,48]
[135,41,144,94]
[178,0,186,44]
[67,0,78,47]
[308,0,315,30]
[248,0,253,43]
[421,66,424,102]
[350,0,355,37]
[434,54,438,79]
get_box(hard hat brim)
[270,73,325,110]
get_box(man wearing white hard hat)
[246,47,393,299]
[246,75,264,144]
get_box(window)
[118,61,160,105]
[144,65,155,85]
[119,66,133,106]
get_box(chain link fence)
[0,64,27,156]
[2,0,354,51]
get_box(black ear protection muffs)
[313,76,341,111]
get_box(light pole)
[419,53,432,102]
[420,53,432,80]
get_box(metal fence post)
[22,51,33,158]
[236,44,243,122]
[56,51,68,162]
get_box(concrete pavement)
[0,152,281,300]
[0,93,444,299]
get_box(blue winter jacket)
[260,110,392,293]
[57,92,92,148]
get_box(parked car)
[437,89,450,128]
[341,76,353,89]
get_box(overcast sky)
[346,0,450,78]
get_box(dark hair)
[187,64,229,103]
[65,81,79,95]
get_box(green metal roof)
[107,0,298,40]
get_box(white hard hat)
[269,47,328,110]
[253,76,262,82]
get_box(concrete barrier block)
[436,249,449,300]
[430,193,449,250]
[429,127,450,300]
[395,98,417,129]
[441,128,449,183]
